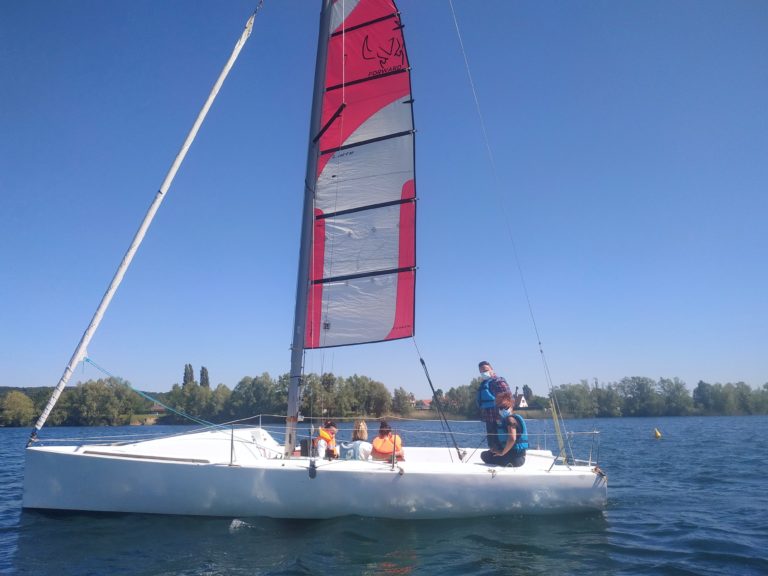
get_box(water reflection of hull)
[13,510,611,575]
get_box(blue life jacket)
[477,379,496,410]
[497,410,529,453]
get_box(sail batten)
[314,103,347,142]
[320,129,413,155]
[317,195,413,219]
[330,12,398,37]
[313,265,415,285]
[326,67,408,91]
[303,0,415,350]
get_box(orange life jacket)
[372,433,403,460]
[313,427,336,454]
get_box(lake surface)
[1,416,767,575]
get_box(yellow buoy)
[654,428,662,439]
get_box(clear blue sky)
[2,1,766,398]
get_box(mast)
[284,0,333,458]
[27,11,258,446]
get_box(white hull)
[23,427,606,519]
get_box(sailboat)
[23,0,607,519]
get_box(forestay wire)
[446,1,572,459]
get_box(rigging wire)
[447,0,572,459]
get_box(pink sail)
[306,0,416,349]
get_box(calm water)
[1,416,767,575]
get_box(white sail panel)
[316,134,414,213]
[329,0,361,34]
[321,204,409,278]
[342,97,412,146]
[310,271,414,348]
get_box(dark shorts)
[481,449,526,468]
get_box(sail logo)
[362,35,404,76]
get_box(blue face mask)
[481,371,492,380]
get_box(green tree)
[428,388,446,412]
[715,383,739,415]
[200,366,210,389]
[209,383,232,419]
[162,378,216,423]
[693,380,715,414]
[522,384,533,403]
[275,372,290,413]
[754,383,768,414]
[349,375,391,417]
[183,364,195,388]
[300,373,335,417]
[618,376,663,417]
[333,376,359,416]
[162,384,187,423]
[658,377,693,416]
[592,383,622,417]
[732,382,755,414]
[392,387,413,416]
[525,393,548,410]
[1,390,36,426]
[227,373,281,420]
[551,381,596,418]
[447,380,477,418]
[46,391,70,426]
[65,378,133,426]
[296,372,392,418]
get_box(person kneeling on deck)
[314,420,339,459]
[481,391,528,467]
[371,421,405,461]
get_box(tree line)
[433,375,768,419]
[2,366,767,427]
[549,377,768,418]
[0,365,417,427]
